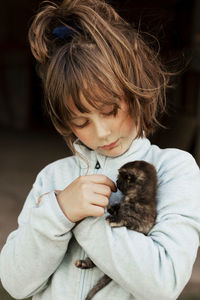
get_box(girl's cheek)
[73,128,92,145]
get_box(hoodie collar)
[74,137,151,170]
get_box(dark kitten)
[75,161,157,300]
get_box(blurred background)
[0,0,200,299]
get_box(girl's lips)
[101,139,119,150]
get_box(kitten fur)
[75,160,157,300]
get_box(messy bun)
[29,2,57,64]
[29,0,170,152]
[29,0,125,64]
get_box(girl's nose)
[94,119,112,139]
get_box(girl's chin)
[97,144,128,157]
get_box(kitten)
[75,160,157,300]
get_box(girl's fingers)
[86,174,117,192]
[87,204,105,217]
[57,175,116,222]
[91,183,112,198]
[90,194,109,207]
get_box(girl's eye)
[71,120,89,128]
[70,104,119,128]
[102,105,119,117]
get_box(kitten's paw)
[106,215,124,228]
[107,204,120,215]
[106,216,120,227]
[75,260,84,268]
[109,221,125,228]
[106,215,116,223]
[75,257,95,269]
[75,260,89,269]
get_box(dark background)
[1,0,200,163]
[0,1,200,299]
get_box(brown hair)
[29,0,170,153]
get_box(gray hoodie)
[1,137,200,300]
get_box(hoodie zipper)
[80,160,101,300]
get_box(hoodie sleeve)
[73,151,200,300]
[0,168,75,300]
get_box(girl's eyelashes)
[71,120,89,128]
[71,104,120,129]
[101,104,120,117]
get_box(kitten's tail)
[85,274,112,300]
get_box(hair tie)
[52,25,80,39]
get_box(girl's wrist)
[55,190,73,222]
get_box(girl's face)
[68,94,138,157]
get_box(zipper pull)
[95,161,101,169]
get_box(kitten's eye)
[130,175,136,181]
[127,174,134,181]
[121,173,128,180]
[123,174,136,181]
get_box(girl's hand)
[56,175,117,223]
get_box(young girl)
[1,0,200,299]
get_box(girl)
[1,0,200,299]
